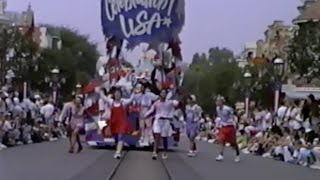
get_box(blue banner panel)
[101,0,185,48]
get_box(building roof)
[293,0,320,23]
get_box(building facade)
[294,0,320,23]
[0,0,61,49]
[235,42,257,68]
[255,20,294,60]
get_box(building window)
[247,51,253,61]
[52,37,59,49]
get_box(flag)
[106,36,123,58]
[168,39,182,61]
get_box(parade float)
[84,0,186,148]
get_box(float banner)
[101,0,185,49]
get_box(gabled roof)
[293,0,320,24]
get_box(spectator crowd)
[0,87,66,151]
[198,94,320,170]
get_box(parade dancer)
[215,96,240,162]
[185,95,202,157]
[139,84,158,146]
[60,95,85,153]
[98,88,110,122]
[145,89,178,160]
[100,88,133,159]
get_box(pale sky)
[8,0,301,63]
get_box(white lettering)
[120,15,135,38]
[135,11,148,36]
[119,11,165,38]
[105,0,115,21]
[166,0,175,16]
[146,13,161,34]
[104,0,176,38]
[105,0,176,19]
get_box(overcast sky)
[8,0,301,63]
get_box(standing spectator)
[307,94,320,133]
[40,99,55,141]
[12,97,23,121]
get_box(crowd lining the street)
[198,94,320,169]
[0,87,67,150]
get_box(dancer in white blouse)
[145,89,178,160]
[138,84,158,145]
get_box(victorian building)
[235,42,256,68]
[255,20,294,60]
[294,0,320,24]
[0,0,61,49]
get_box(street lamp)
[45,67,66,103]
[5,69,15,86]
[243,70,252,119]
[75,83,82,95]
[273,58,284,112]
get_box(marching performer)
[100,88,134,159]
[139,84,158,146]
[60,95,85,154]
[215,96,240,162]
[145,89,178,160]
[98,88,110,122]
[185,95,202,157]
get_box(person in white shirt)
[262,108,273,131]
[288,100,303,131]
[276,101,289,126]
[40,100,55,124]
[138,84,158,145]
[40,100,55,140]
[12,97,23,120]
[215,96,240,162]
[145,89,178,160]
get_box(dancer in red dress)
[100,88,133,159]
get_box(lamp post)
[45,67,66,103]
[75,83,82,95]
[5,69,15,87]
[243,71,252,119]
[273,58,284,112]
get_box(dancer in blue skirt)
[185,95,202,157]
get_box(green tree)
[183,47,241,113]
[208,47,234,63]
[288,21,320,77]
[35,26,99,96]
[0,26,40,89]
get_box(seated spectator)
[237,130,248,150]
[0,113,20,148]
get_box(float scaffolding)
[83,0,186,148]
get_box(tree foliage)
[183,47,241,113]
[184,47,276,113]
[288,22,320,77]
[0,26,40,88]
[0,25,99,97]
[36,26,99,96]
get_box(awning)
[285,92,320,100]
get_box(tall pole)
[274,81,281,113]
[23,82,27,99]
[244,88,250,119]
[52,88,57,104]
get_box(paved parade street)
[1,138,319,180]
